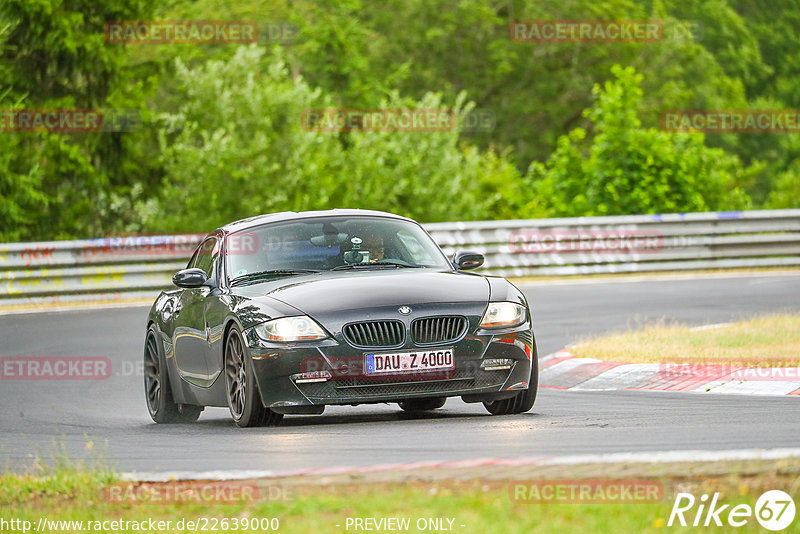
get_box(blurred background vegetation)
[1,0,798,240]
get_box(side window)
[191,237,219,278]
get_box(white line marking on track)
[0,301,152,316]
[120,448,800,481]
[689,322,732,331]
[516,270,800,287]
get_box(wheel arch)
[220,316,246,369]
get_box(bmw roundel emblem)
[398,306,412,315]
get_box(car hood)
[233,269,490,326]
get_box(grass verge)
[567,313,800,365]
[3,459,800,533]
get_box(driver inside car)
[361,235,385,262]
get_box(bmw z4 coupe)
[144,209,538,427]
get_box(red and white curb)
[121,448,800,482]
[540,350,800,396]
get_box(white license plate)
[365,349,454,375]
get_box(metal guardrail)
[1,210,799,306]
[428,209,800,277]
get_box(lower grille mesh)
[295,368,510,399]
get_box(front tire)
[484,340,539,416]
[144,325,202,423]
[224,325,283,428]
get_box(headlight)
[479,302,527,329]
[254,316,328,342]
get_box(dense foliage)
[528,66,750,216]
[1,0,798,241]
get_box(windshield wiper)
[330,261,422,271]
[229,269,319,286]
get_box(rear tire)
[484,340,539,416]
[144,325,202,424]
[398,397,446,412]
[224,325,283,428]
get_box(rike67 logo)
[668,490,796,531]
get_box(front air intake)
[343,320,405,348]
[411,316,468,345]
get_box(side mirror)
[453,250,484,271]
[173,268,209,288]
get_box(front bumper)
[245,325,534,407]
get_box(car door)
[172,236,218,387]
[201,237,229,385]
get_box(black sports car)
[144,209,538,427]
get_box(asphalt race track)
[1,273,799,474]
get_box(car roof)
[217,209,415,234]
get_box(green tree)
[0,133,47,241]
[141,46,526,234]
[0,0,155,240]
[528,65,750,216]
[765,162,800,209]
[657,0,800,206]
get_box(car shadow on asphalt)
[278,410,490,427]
[135,401,546,431]
[164,407,540,430]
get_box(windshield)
[225,216,451,280]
